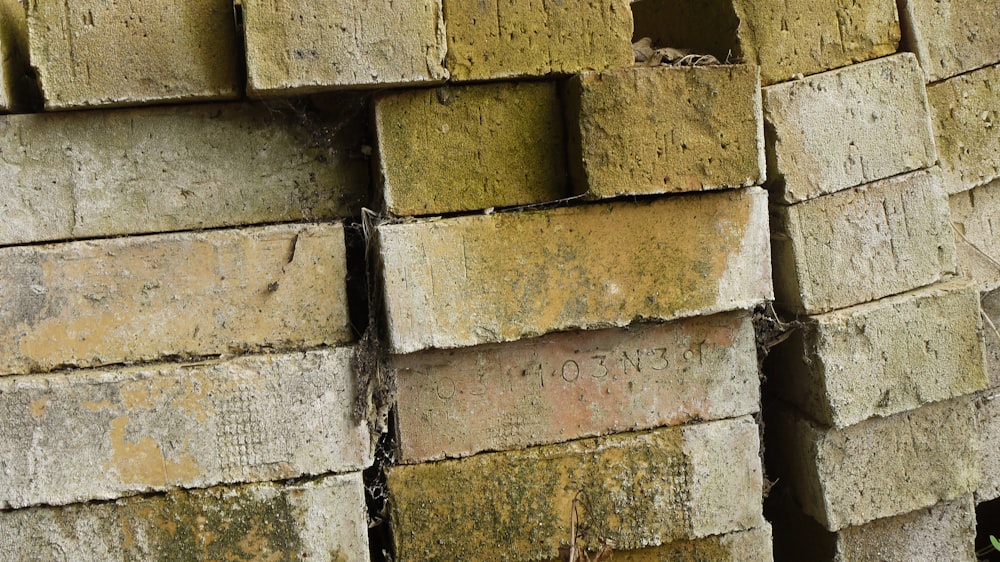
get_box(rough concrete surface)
[771,168,955,314]
[928,63,1000,194]
[0,473,369,562]
[763,53,936,203]
[375,81,566,216]
[443,0,633,81]
[565,64,764,198]
[898,0,1000,82]
[26,0,240,109]
[378,187,772,354]
[607,526,773,562]
[243,0,447,95]
[767,398,978,531]
[0,348,370,509]
[0,223,351,376]
[388,417,764,561]
[0,99,368,246]
[950,178,1000,294]
[975,390,1000,502]
[982,287,1000,389]
[393,311,760,463]
[768,280,987,428]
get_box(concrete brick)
[26,0,240,109]
[975,391,1000,502]
[0,473,369,562]
[607,526,773,562]
[388,417,764,561]
[950,179,1000,294]
[0,223,351,376]
[393,311,759,463]
[766,398,978,531]
[763,53,936,203]
[374,81,566,216]
[630,0,900,86]
[0,99,368,246]
[771,169,955,314]
[243,0,447,95]
[442,0,633,82]
[928,63,1000,194]
[767,281,987,428]
[982,288,1000,389]
[0,0,34,112]
[377,187,772,354]
[0,349,369,509]
[564,64,764,199]
[898,0,1000,83]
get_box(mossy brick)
[770,169,955,315]
[763,53,936,203]
[374,81,566,216]
[387,417,765,561]
[564,64,764,199]
[630,0,899,86]
[950,179,1000,294]
[0,474,369,561]
[392,311,759,463]
[975,391,1000,502]
[767,281,987,429]
[607,526,773,562]
[927,63,1000,194]
[442,0,633,82]
[0,98,368,246]
[0,348,370,509]
[898,0,1000,83]
[26,0,240,110]
[377,187,772,354]
[0,223,351,376]
[765,398,978,531]
[242,0,447,95]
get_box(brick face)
[949,179,1000,294]
[899,0,1000,82]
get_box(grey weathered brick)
[898,0,1000,82]
[950,178,1000,294]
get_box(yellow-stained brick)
[608,526,773,562]
[374,81,566,216]
[243,0,447,95]
[565,64,764,198]
[377,188,772,354]
[443,0,633,82]
[26,0,240,109]
[899,0,1000,82]
[388,417,764,561]
[0,223,351,376]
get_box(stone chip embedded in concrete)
[374,81,567,216]
[565,64,764,198]
[0,474,369,561]
[26,0,241,109]
[0,223,352,376]
[393,311,760,463]
[388,417,765,561]
[0,99,368,246]
[377,187,772,354]
[763,53,936,203]
[242,0,447,95]
[767,281,987,428]
[898,0,1000,82]
[0,348,370,509]
[771,169,955,314]
[950,178,1000,294]
[443,0,633,81]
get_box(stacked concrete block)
[897,0,1000,83]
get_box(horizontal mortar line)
[924,58,1000,86]
[769,164,942,208]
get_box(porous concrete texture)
[0,223,351,376]
[442,0,634,82]
[763,53,936,203]
[0,473,369,562]
[630,0,900,86]
[393,311,759,463]
[374,81,566,216]
[950,178,1000,294]
[766,398,979,531]
[982,287,1000,388]
[975,390,1000,502]
[770,169,955,314]
[0,99,368,246]
[928,63,1000,194]
[242,0,447,95]
[378,187,772,354]
[608,525,774,562]
[0,349,370,509]
[565,64,764,198]
[388,417,764,561]
[767,280,987,428]
[898,0,1000,83]
[26,0,241,109]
